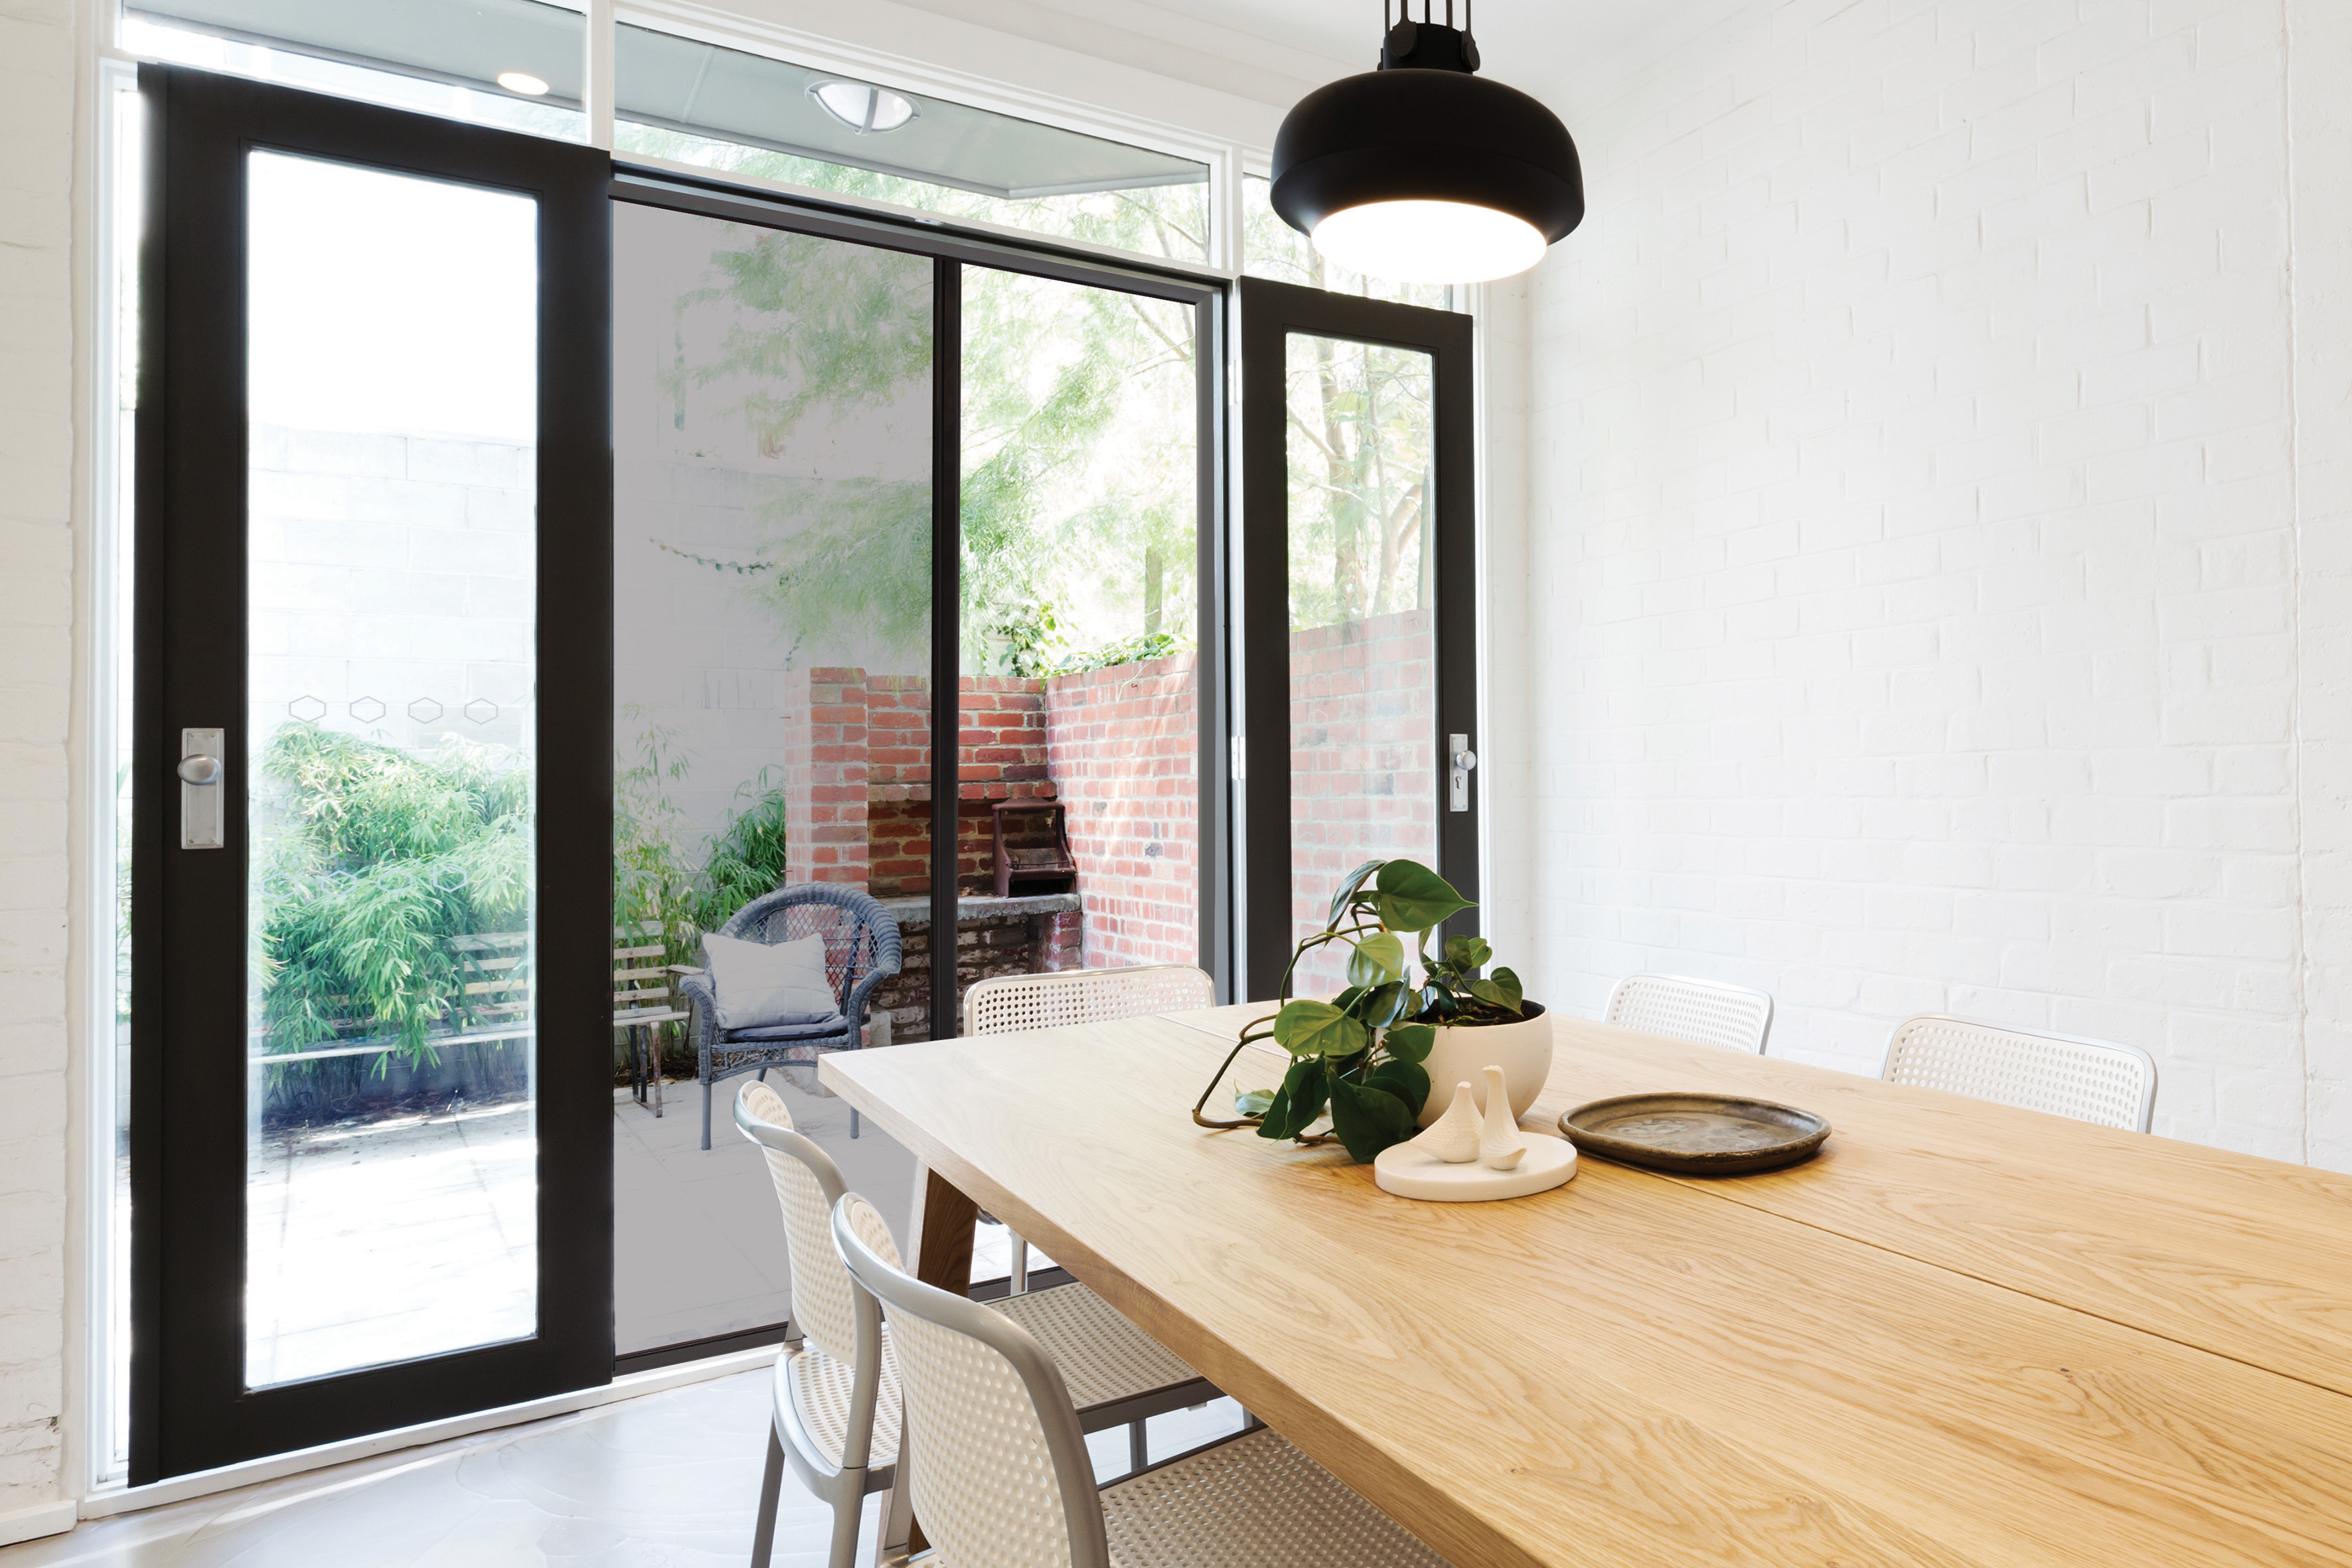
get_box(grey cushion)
[728,1018,855,1043]
[703,931,844,1032]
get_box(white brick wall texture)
[0,0,77,1510]
[1508,0,2352,1164]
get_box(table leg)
[910,1166,979,1294]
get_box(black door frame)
[131,64,615,1482]
[607,170,1233,1032]
[1235,277,1479,999]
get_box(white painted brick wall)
[1510,0,2350,1164]
[0,0,77,1509]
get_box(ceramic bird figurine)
[1478,1065,1526,1170]
[1405,1081,1481,1163]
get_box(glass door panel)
[244,150,541,1387]
[609,203,930,1358]
[1283,333,1438,994]
[137,63,608,1481]
[1237,277,1476,999]
[956,265,1202,1285]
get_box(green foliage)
[640,192,1199,675]
[1211,859,1526,1164]
[254,724,532,1066]
[613,718,794,973]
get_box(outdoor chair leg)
[701,1070,714,1152]
[1129,1417,1148,1473]
[749,1427,785,1568]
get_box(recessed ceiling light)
[496,71,550,96]
[810,79,916,134]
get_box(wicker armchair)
[674,884,902,1149]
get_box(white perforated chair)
[1605,974,1774,1054]
[963,965,1215,1293]
[965,963,1217,1036]
[830,1191,1454,1568]
[1882,1014,2157,1133]
[735,1083,1214,1568]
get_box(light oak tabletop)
[822,1005,2352,1568]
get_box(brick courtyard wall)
[1042,652,1200,968]
[1288,609,1439,992]
[777,666,868,887]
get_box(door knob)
[1448,734,1476,813]
[181,728,225,849]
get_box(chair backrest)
[1883,1014,2157,1133]
[832,1192,1109,1568]
[733,1083,876,1373]
[963,964,1216,1037]
[1605,974,1774,1054]
[720,884,903,1012]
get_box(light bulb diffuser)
[1271,17,1581,284]
[811,80,917,134]
[1311,200,1547,284]
[494,71,550,96]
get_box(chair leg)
[749,1427,785,1568]
[875,1460,915,1567]
[1129,1417,1148,1474]
[1010,1235,1029,1293]
[824,1469,865,1568]
[850,1108,860,1140]
[702,1070,714,1152]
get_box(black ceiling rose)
[1270,8,1583,282]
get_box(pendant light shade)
[1271,8,1582,284]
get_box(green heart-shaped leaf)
[1234,1089,1275,1118]
[1370,859,1472,934]
[1346,932,1407,987]
[1324,859,1385,931]
[1443,934,1492,971]
[1271,1000,1366,1060]
[1328,1075,1417,1162]
[1362,980,1411,1028]
[1256,1059,1330,1140]
[1381,1022,1436,1064]
[1369,1060,1431,1121]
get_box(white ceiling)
[880,0,1757,117]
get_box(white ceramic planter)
[1412,1003,1553,1127]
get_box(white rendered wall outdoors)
[1504,0,2352,1166]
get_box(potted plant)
[1190,859,1549,1162]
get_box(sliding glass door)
[605,181,1223,1353]
[131,64,611,1482]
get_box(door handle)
[181,728,225,849]
[1449,734,1476,813]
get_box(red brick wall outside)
[776,666,868,887]
[776,610,1434,987]
[1288,609,1439,992]
[1042,652,1200,969]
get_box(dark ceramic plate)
[1559,1093,1830,1176]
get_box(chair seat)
[780,1336,905,1470]
[993,1282,1205,1414]
[778,1281,1203,1470]
[728,1017,850,1043]
[1095,1427,1451,1568]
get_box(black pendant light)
[1271,1,1583,283]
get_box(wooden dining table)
[820,1004,2352,1567]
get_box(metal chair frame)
[1882,1012,2158,1133]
